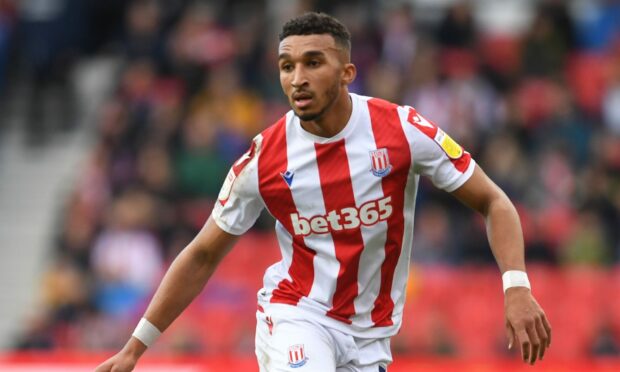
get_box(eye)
[307,60,321,67]
[281,63,293,72]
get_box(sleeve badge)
[435,129,464,159]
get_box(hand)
[95,338,146,372]
[94,351,137,372]
[504,287,551,365]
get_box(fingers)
[94,360,115,372]
[516,328,531,364]
[526,324,541,365]
[505,290,553,365]
[513,315,551,365]
[506,322,515,350]
[542,313,552,347]
[535,317,548,360]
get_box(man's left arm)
[451,164,552,365]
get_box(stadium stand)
[0,0,619,365]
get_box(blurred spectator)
[174,100,228,198]
[412,203,454,264]
[57,192,100,270]
[90,190,163,317]
[380,4,417,72]
[168,2,236,95]
[16,0,83,145]
[591,321,620,356]
[572,0,620,51]
[560,210,611,265]
[122,0,165,65]
[577,163,620,261]
[193,64,265,160]
[136,142,175,196]
[480,133,529,198]
[15,312,55,350]
[366,62,402,103]
[0,0,15,94]
[436,1,477,49]
[603,47,620,134]
[521,1,575,77]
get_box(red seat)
[478,36,522,75]
[566,52,610,115]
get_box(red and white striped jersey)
[212,93,475,338]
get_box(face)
[278,34,353,121]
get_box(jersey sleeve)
[398,106,476,192]
[211,134,265,235]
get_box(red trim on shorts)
[314,139,365,325]
[368,98,411,327]
[259,117,316,306]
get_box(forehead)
[278,34,339,57]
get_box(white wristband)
[132,317,161,347]
[502,270,531,293]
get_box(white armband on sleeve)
[132,317,161,347]
[502,270,531,294]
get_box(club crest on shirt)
[369,148,392,177]
[288,344,308,368]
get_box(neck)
[300,89,352,138]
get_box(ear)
[341,63,357,86]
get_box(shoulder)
[226,113,291,179]
[355,93,410,131]
[367,96,399,111]
[353,93,399,112]
[353,95,439,138]
[259,112,291,143]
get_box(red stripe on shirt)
[233,140,257,176]
[219,140,258,206]
[368,98,411,327]
[258,117,316,306]
[448,148,471,173]
[315,139,365,325]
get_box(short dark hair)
[279,12,351,52]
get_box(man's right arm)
[95,216,239,372]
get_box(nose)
[290,65,307,88]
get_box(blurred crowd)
[3,0,620,357]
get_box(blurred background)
[0,0,619,370]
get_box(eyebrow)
[278,50,327,60]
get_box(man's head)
[278,12,356,122]
[279,12,351,60]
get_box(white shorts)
[255,307,392,372]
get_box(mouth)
[292,92,313,109]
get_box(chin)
[291,104,320,121]
[297,112,321,121]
